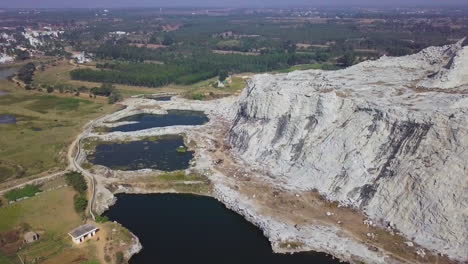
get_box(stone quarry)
[228,38,468,261]
[81,39,468,264]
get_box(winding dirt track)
[0,109,119,220]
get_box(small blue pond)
[110,110,209,132]
[0,67,18,80]
[151,96,172,101]
[0,115,16,124]
[89,135,193,171]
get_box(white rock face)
[228,40,468,261]
[418,38,468,89]
[0,53,14,64]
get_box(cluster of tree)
[34,83,85,96]
[108,90,123,104]
[70,50,315,88]
[90,83,115,96]
[218,70,228,82]
[17,62,36,85]
[88,83,122,104]
[93,42,168,62]
[15,50,30,60]
[4,184,41,202]
[338,52,356,67]
[115,251,125,264]
[65,171,88,213]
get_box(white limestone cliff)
[228,39,468,261]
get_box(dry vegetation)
[0,78,118,188]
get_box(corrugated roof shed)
[68,224,98,239]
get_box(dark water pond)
[151,96,172,101]
[0,115,16,124]
[89,135,193,171]
[0,67,18,80]
[110,110,209,132]
[105,194,344,264]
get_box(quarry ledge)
[75,96,459,264]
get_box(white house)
[71,51,92,64]
[68,224,98,244]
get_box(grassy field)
[277,63,341,73]
[0,186,80,233]
[0,174,135,264]
[0,184,104,264]
[0,186,81,263]
[181,75,247,100]
[34,60,248,100]
[33,61,157,98]
[0,78,119,186]
[4,185,41,201]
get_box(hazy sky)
[1,0,467,8]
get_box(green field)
[4,185,41,201]
[277,63,341,73]
[0,79,118,185]
[0,185,102,264]
[33,61,156,99]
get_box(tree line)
[65,171,88,213]
[70,45,316,88]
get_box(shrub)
[191,93,204,100]
[115,251,125,264]
[108,90,122,104]
[65,171,88,195]
[17,62,36,84]
[4,184,41,201]
[95,215,109,223]
[74,194,88,213]
[47,86,54,93]
[218,70,228,82]
[176,146,187,153]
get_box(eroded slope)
[228,39,468,261]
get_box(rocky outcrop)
[418,38,468,89]
[228,40,468,261]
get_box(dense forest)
[58,8,468,88]
[70,45,317,87]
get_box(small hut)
[23,231,39,244]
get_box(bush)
[47,86,54,93]
[191,93,204,100]
[176,146,187,153]
[4,184,41,201]
[338,52,356,67]
[65,171,88,195]
[218,70,228,82]
[95,215,109,223]
[108,90,122,104]
[91,83,115,97]
[74,194,88,213]
[17,62,36,84]
[115,251,125,264]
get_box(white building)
[71,51,92,64]
[110,31,127,36]
[68,224,98,244]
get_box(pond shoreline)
[105,193,344,264]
